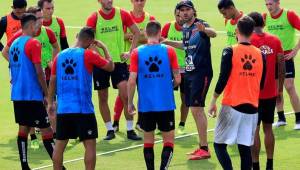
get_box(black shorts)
[56,114,98,141]
[258,97,276,125]
[139,110,175,132]
[184,73,212,107]
[13,101,50,129]
[174,73,185,93]
[285,59,295,78]
[93,63,129,90]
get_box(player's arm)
[57,18,69,50]
[0,16,7,51]
[47,57,57,118]
[1,45,9,61]
[162,39,183,50]
[128,23,141,52]
[285,10,300,59]
[195,21,217,38]
[168,46,181,87]
[277,52,285,91]
[127,49,139,115]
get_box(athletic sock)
[266,159,273,170]
[105,122,114,131]
[30,134,37,140]
[295,112,300,123]
[252,162,260,170]
[238,144,252,170]
[144,143,154,170]
[160,142,174,170]
[113,120,119,126]
[277,111,286,122]
[179,122,185,127]
[200,145,208,152]
[113,96,123,121]
[42,134,55,158]
[53,132,56,139]
[17,132,30,170]
[127,120,134,131]
[214,143,233,170]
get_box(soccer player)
[6,13,55,170]
[86,0,141,140]
[249,12,285,170]
[163,1,217,160]
[161,6,188,135]
[264,0,300,129]
[38,0,69,50]
[0,0,27,51]
[128,21,180,170]
[217,0,244,45]
[47,27,114,170]
[208,16,265,170]
[112,0,155,133]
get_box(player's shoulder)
[27,38,41,47]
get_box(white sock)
[127,120,134,131]
[105,122,113,131]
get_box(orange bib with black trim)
[6,14,21,41]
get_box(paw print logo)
[62,59,77,75]
[10,47,20,62]
[241,55,256,70]
[145,56,162,72]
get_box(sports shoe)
[135,123,144,133]
[188,149,211,160]
[103,130,115,140]
[113,122,119,132]
[127,130,142,141]
[177,125,186,135]
[30,139,40,149]
[294,123,300,130]
[272,121,287,127]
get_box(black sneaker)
[103,130,115,140]
[62,165,66,170]
[113,121,119,132]
[127,130,142,141]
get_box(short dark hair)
[146,21,161,37]
[218,0,235,10]
[78,27,95,40]
[21,13,37,28]
[13,0,27,9]
[248,12,264,27]
[237,16,255,37]
[37,0,53,9]
[26,6,42,14]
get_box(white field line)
[65,26,300,36]
[33,112,294,170]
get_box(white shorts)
[214,105,258,146]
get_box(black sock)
[277,111,286,122]
[179,122,185,127]
[53,133,56,139]
[137,115,141,125]
[43,137,55,158]
[160,143,173,170]
[252,162,260,170]
[295,112,300,123]
[113,121,119,126]
[30,134,37,140]
[17,135,30,170]
[200,145,208,152]
[238,144,252,170]
[214,143,233,170]
[266,159,273,170]
[144,144,154,170]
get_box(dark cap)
[176,0,194,10]
[13,0,27,8]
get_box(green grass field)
[1,0,300,169]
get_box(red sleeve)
[51,56,58,75]
[86,12,97,29]
[161,23,171,38]
[56,18,66,38]
[150,15,155,21]
[120,9,135,28]
[287,10,300,31]
[25,38,41,64]
[45,28,57,44]
[84,50,108,73]
[7,31,22,47]
[167,46,179,69]
[129,48,138,72]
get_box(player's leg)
[263,123,275,170]
[190,106,208,149]
[82,139,96,170]
[284,78,300,129]
[29,127,39,149]
[238,144,252,170]
[251,125,261,170]
[178,91,188,135]
[52,139,68,170]
[113,95,123,132]
[18,125,31,170]
[214,143,233,170]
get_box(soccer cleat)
[177,125,186,135]
[113,122,119,132]
[127,130,142,141]
[135,123,144,133]
[272,121,287,127]
[188,149,211,160]
[294,123,300,130]
[30,139,40,149]
[103,130,115,140]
